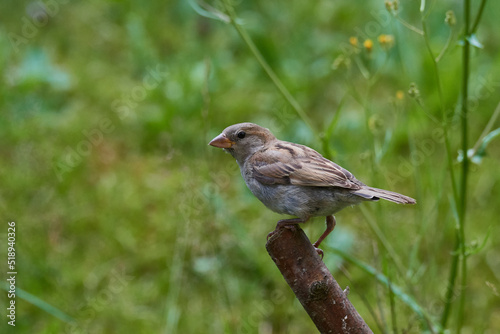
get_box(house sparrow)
[209,123,415,256]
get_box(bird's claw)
[314,247,324,259]
[267,224,297,241]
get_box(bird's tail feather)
[353,187,416,204]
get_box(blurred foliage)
[0,0,499,333]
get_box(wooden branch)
[266,225,373,334]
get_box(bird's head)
[209,123,276,164]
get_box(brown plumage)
[209,123,415,256]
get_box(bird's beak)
[209,133,235,148]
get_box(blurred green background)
[1,0,499,333]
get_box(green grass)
[1,0,500,333]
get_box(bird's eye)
[237,131,246,139]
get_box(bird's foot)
[314,247,324,259]
[266,230,276,241]
[266,224,297,241]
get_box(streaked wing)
[251,142,361,189]
[289,156,360,188]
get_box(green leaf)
[326,246,442,332]
[478,127,500,152]
[420,0,426,13]
[466,34,484,49]
[2,283,75,324]
[466,225,491,256]
[470,127,500,164]
[320,94,347,159]
[187,0,230,23]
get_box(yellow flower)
[349,36,358,47]
[396,90,404,100]
[363,39,373,52]
[378,34,395,49]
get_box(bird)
[209,122,415,257]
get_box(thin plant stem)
[420,18,461,331]
[368,52,392,87]
[413,96,441,125]
[321,94,347,160]
[353,55,370,80]
[359,206,406,280]
[395,15,424,35]
[356,51,409,329]
[406,119,430,281]
[327,246,441,333]
[339,266,387,334]
[470,0,487,33]
[440,226,460,329]
[435,28,454,63]
[202,57,211,143]
[221,0,316,136]
[470,100,500,155]
[374,244,389,334]
[421,22,458,203]
[388,265,398,334]
[421,0,438,20]
[457,1,471,332]
[361,77,398,331]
